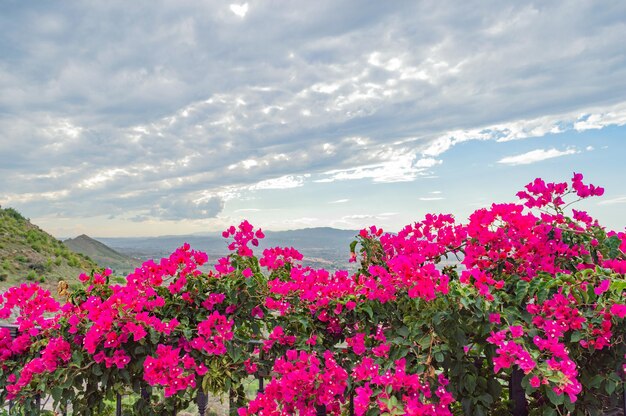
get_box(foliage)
[0,173,625,415]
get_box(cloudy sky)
[1,1,625,238]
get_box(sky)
[1,1,625,238]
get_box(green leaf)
[71,350,83,365]
[603,235,621,259]
[543,407,557,416]
[477,393,493,406]
[396,326,409,337]
[545,387,564,405]
[51,387,62,402]
[350,240,358,254]
[587,375,603,389]
[231,346,242,362]
[537,287,549,304]
[569,332,583,343]
[610,280,626,292]
[605,379,617,395]
[418,335,431,349]
[487,377,502,397]
[91,365,103,376]
[361,304,374,319]
[515,280,530,304]
[465,374,477,394]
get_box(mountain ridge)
[96,227,361,270]
[64,234,141,275]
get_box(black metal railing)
[2,323,625,415]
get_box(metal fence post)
[623,382,625,416]
[349,387,354,416]
[622,360,626,416]
[116,393,122,416]
[257,342,265,395]
[510,368,528,416]
[197,390,207,416]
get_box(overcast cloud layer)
[1,1,626,235]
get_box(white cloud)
[497,148,579,166]
[317,151,438,184]
[318,163,416,183]
[329,199,349,204]
[414,157,442,168]
[241,159,258,169]
[249,174,309,190]
[78,168,130,189]
[598,196,626,205]
[329,212,398,230]
[148,196,224,221]
[229,3,249,18]
[574,111,626,131]
[419,197,444,201]
[422,101,626,157]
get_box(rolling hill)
[0,207,100,291]
[64,234,141,275]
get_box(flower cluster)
[0,283,60,335]
[144,344,201,397]
[190,311,234,355]
[239,350,348,415]
[5,337,71,399]
[352,358,454,416]
[222,220,265,257]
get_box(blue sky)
[0,1,625,237]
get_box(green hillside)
[0,207,100,291]
[64,234,141,275]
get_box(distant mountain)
[64,234,141,275]
[98,227,361,270]
[0,207,99,291]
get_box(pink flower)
[510,326,524,338]
[244,358,258,374]
[305,334,317,346]
[530,376,541,388]
[611,304,626,318]
[594,279,610,296]
[347,333,367,355]
[251,306,264,319]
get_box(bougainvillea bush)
[0,173,625,416]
